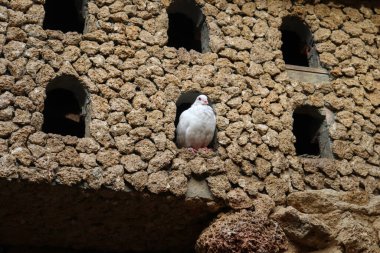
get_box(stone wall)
[0,0,379,251]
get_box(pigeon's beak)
[203,100,208,105]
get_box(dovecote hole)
[293,106,333,158]
[280,16,320,68]
[42,76,88,138]
[167,0,209,52]
[43,0,87,33]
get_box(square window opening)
[43,0,87,33]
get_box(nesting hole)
[43,0,87,33]
[280,16,319,68]
[293,106,332,158]
[175,91,217,149]
[42,76,89,138]
[167,0,209,52]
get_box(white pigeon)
[176,94,216,151]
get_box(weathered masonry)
[0,0,379,252]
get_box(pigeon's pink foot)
[188,147,197,154]
[200,147,212,152]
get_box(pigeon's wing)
[176,109,192,148]
[201,106,216,147]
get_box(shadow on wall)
[0,180,217,253]
[0,245,182,253]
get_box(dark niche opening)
[280,16,319,68]
[293,106,332,158]
[42,76,88,138]
[43,0,87,33]
[167,0,209,52]
[175,91,217,149]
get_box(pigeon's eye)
[198,98,201,100]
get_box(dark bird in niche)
[42,89,85,137]
[281,30,309,67]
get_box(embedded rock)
[271,206,334,249]
[287,189,380,216]
[277,190,380,252]
[196,210,288,253]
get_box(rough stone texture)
[271,206,334,249]
[0,0,377,200]
[195,210,288,253]
[0,0,379,251]
[273,190,380,253]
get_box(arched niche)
[167,0,210,53]
[292,106,333,158]
[280,16,320,68]
[175,91,217,149]
[42,75,89,138]
[43,0,88,33]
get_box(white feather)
[176,95,216,149]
